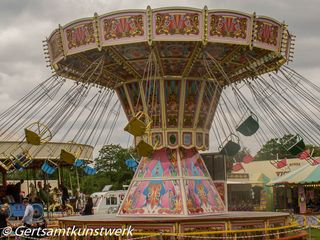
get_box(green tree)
[255,134,295,160]
[254,134,320,161]
[94,144,136,190]
[305,144,320,157]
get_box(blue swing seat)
[74,159,84,167]
[84,166,97,175]
[41,161,57,175]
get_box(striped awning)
[269,163,320,185]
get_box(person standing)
[22,198,34,227]
[82,197,93,215]
[0,204,11,236]
[59,184,69,206]
[14,180,24,203]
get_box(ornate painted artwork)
[162,59,187,76]
[181,223,226,235]
[65,22,96,50]
[114,42,150,60]
[47,30,63,64]
[152,132,163,146]
[213,181,226,205]
[204,44,233,61]
[155,12,200,35]
[196,132,204,148]
[198,81,217,128]
[120,180,183,215]
[180,148,209,177]
[105,64,133,80]
[129,59,149,76]
[86,50,113,65]
[210,14,248,39]
[255,21,279,46]
[135,148,178,178]
[165,80,181,128]
[183,80,200,128]
[253,18,282,52]
[158,42,194,58]
[182,132,192,146]
[103,15,144,40]
[188,60,207,77]
[205,89,221,130]
[126,82,143,112]
[144,80,161,128]
[167,132,179,147]
[185,179,225,214]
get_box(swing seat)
[242,154,254,164]
[124,111,152,137]
[84,166,97,175]
[60,149,76,164]
[12,153,32,170]
[271,158,287,169]
[13,162,24,171]
[298,150,310,160]
[74,159,84,167]
[24,129,42,145]
[41,161,57,175]
[125,158,138,168]
[232,162,243,172]
[312,158,320,166]
[236,115,259,136]
[0,158,13,171]
[136,140,153,157]
[219,140,241,156]
[286,136,305,156]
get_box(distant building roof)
[228,158,308,185]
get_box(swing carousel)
[2,5,320,239]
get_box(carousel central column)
[117,77,226,217]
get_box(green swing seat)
[236,114,259,136]
[286,135,306,155]
[220,140,241,156]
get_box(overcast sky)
[0,0,319,155]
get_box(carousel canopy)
[268,164,320,185]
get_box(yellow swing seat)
[60,149,76,165]
[11,154,32,170]
[124,111,152,137]
[24,122,52,145]
[24,129,42,145]
[0,158,13,171]
[136,140,153,157]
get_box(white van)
[91,185,127,215]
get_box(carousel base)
[58,211,307,239]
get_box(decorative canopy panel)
[116,79,220,150]
[46,7,292,88]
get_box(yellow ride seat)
[0,158,13,171]
[124,111,152,137]
[60,149,76,164]
[136,140,153,157]
[24,128,42,145]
